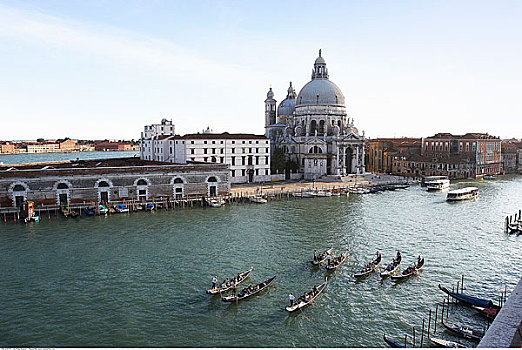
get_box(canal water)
[0,151,139,165]
[1,176,521,347]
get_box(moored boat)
[391,256,424,281]
[145,203,154,211]
[326,249,349,270]
[438,284,498,309]
[84,207,95,216]
[442,321,483,342]
[446,187,479,202]
[209,199,223,208]
[354,251,382,278]
[383,334,407,348]
[429,337,466,348]
[98,205,108,215]
[472,305,499,319]
[285,278,327,312]
[250,195,268,204]
[312,247,333,265]
[221,274,276,302]
[114,204,129,213]
[206,266,253,295]
[380,251,402,278]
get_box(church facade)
[265,50,365,180]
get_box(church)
[265,50,365,180]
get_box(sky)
[0,0,521,141]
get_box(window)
[242,141,245,144]
[265,156,269,164]
[232,157,235,165]
[256,141,259,144]
[204,141,207,144]
[204,157,208,162]
[220,157,224,163]
[249,148,252,153]
[212,148,216,154]
[220,148,224,154]
[266,148,269,153]
[191,141,194,144]
[231,148,235,153]
[204,148,208,154]
[255,156,259,165]
[232,141,235,144]
[242,156,246,165]
[212,141,215,144]
[191,149,195,154]
[231,170,235,177]
[266,141,268,144]
[249,141,252,144]
[242,169,246,176]
[220,141,224,144]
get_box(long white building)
[140,121,271,184]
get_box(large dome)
[296,79,345,107]
[278,97,295,116]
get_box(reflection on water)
[0,176,521,347]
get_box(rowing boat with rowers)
[206,266,253,295]
[285,278,327,312]
[326,249,349,271]
[221,274,276,302]
[391,256,424,281]
[380,251,402,278]
[354,251,382,278]
[312,247,333,265]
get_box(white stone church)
[265,50,365,180]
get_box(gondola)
[429,337,466,348]
[114,204,129,213]
[438,284,497,309]
[471,305,498,319]
[286,278,327,312]
[380,252,402,278]
[354,252,382,278]
[84,207,95,216]
[391,256,424,281]
[206,266,254,295]
[312,247,333,265]
[382,334,407,348]
[221,274,276,302]
[326,249,349,271]
[442,322,483,342]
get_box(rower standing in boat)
[289,293,295,307]
[313,250,317,262]
[327,253,332,266]
[212,276,217,289]
[231,281,236,296]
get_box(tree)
[36,138,45,142]
[271,147,286,174]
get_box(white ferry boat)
[446,187,479,202]
[426,178,450,191]
[424,176,450,191]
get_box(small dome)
[296,79,345,107]
[267,87,274,99]
[315,56,326,64]
[161,118,168,124]
[278,98,296,117]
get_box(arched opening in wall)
[248,156,253,166]
[98,181,110,203]
[211,156,216,163]
[338,120,342,129]
[207,176,218,197]
[310,120,317,135]
[136,179,149,202]
[247,169,254,183]
[56,182,70,207]
[12,184,27,208]
[173,177,184,199]
[309,146,322,154]
[319,120,325,134]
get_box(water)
[1,176,521,347]
[0,151,139,165]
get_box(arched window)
[137,179,148,186]
[309,146,323,154]
[208,176,217,182]
[319,120,325,133]
[173,178,184,184]
[310,120,317,134]
[13,184,26,191]
[57,183,69,189]
[98,181,110,187]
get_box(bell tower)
[264,87,277,137]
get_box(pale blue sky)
[0,0,521,140]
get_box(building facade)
[501,140,519,174]
[367,138,422,174]
[0,142,15,154]
[0,158,230,209]
[265,50,365,180]
[140,121,271,184]
[422,133,501,177]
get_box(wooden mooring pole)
[461,275,464,294]
[456,282,460,305]
[434,305,438,333]
[412,326,416,348]
[427,309,431,340]
[421,319,425,347]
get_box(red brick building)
[0,142,15,154]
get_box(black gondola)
[221,274,276,302]
[391,256,424,281]
[326,249,349,270]
[380,251,402,278]
[354,251,382,278]
[206,266,253,295]
[442,321,483,342]
[383,334,407,348]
